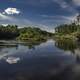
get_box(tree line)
[18,27,53,41]
[55,23,80,34]
[0,25,19,39]
[0,25,53,41]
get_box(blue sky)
[0,0,80,32]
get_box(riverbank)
[54,23,80,41]
[0,25,53,42]
[54,32,79,41]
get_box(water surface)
[0,39,80,80]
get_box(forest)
[54,14,80,40]
[0,25,18,39]
[55,23,80,34]
[55,23,80,40]
[0,25,53,41]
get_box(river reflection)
[55,39,80,58]
[0,40,80,80]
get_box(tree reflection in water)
[55,40,77,53]
[19,40,47,50]
[0,40,47,51]
[55,39,80,62]
[0,40,80,80]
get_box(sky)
[0,0,80,32]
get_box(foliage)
[55,23,80,40]
[17,27,53,41]
[0,25,53,41]
[0,25,19,39]
[55,39,77,53]
[55,23,80,34]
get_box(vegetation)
[55,39,77,52]
[54,23,80,40]
[54,14,80,41]
[0,25,53,41]
[55,23,80,34]
[17,27,53,41]
[0,25,19,39]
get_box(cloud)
[53,0,69,8]
[2,24,8,26]
[0,7,22,25]
[3,8,20,15]
[41,14,73,22]
[41,15,71,20]
[53,0,78,14]
[0,7,21,22]
[0,13,13,20]
[16,0,52,7]
[15,0,69,8]
[16,0,68,8]
[0,12,21,25]
[72,0,80,6]
[40,13,80,32]
[0,1,79,33]
[40,13,80,26]
[40,25,54,33]
[29,23,54,33]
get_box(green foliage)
[55,23,80,40]
[0,25,53,41]
[55,23,80,34]
[0,25,19,39]
[55,39,77,52]
[17,27,52,41]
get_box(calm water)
[0,39,80,80]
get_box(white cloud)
[2,24,8,26]
[53,0,69,8]
[32,24,54,33]
[0,7,21,22]
[72,0,80,6]
[41,14,73,22]
[53,0,77,14]
[40,13,80,26]
[0,8,21,24]
[3,8,20,15]
[0,13,13,20]
[0,12,21,24]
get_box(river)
[0,39,80,80]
